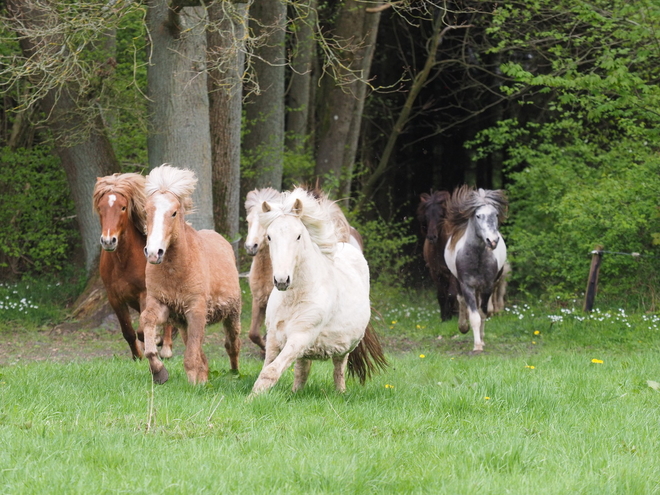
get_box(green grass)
[1,286,660,493]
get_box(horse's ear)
[262,201,271,213]
[420,192,430,202]
[292,198,303,217]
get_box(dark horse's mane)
[446,185,508,249]
[416,190,451,236]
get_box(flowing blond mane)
[93,172,147,233]
[446,185,508,249]
[245,187,281,214]
[305,187,352,244]
[145,164,196,214]
[259,187,338,257]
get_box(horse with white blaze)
[444,186,508,353]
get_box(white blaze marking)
[108,194,117,207]
[146,194,173,254]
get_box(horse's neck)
[114,220,146,265]
[291,241,330,294]
[254,243,272,273]
[461,219,484,250]
[163,224,194,269]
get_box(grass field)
[1,283,660,493]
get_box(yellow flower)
[484,396,490,400]
[385,384,394,389]
[525,365,535,369]
[416,324,421,329]
[534,330,540,335]
[532,341,537,345]
[419,354,426,359]
[391,320,397,325]
[591,358,604,364]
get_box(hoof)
[459,327,470,334]
[152,366,169,384]
[159,347,173,359]
[469,349,483,355]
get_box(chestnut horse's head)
[93,173,147,252]
[144,164,196,264]
[417,191,451,244]
[244,187,281,256]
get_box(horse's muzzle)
[274,275,290,291]
[100,235,117,252]
[144,247,164,264]
[486,237,499,250]
[245,243,259,256]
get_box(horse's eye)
[297,234,301,241]
[121,206,126,212]
[267,235,271,241]
[172,211,177,217]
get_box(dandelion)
[525,365,535,369]
[534,330,540,335]
[591,358,604,364]
[419,354,426,359]
[391,321,397,325]
[532,341,537,345]
[484,397,490,400]
[385,384,394,389]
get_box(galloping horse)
[244,187,282,352]
[417,190,457,321]
[243,187,365,353]
[93,173,175,360]
[140,164,241,384]
[444,186,508,352]
[250,188,386,396]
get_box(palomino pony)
[140,164,241,384]
[93,173,175,360]
[244,187,282,352]
[250,188,386,396]
[243,187,365,353]
[444,186,508,352]
[417,190,457,321]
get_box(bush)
[0,146,78,276]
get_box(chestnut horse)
[444,186,508,352]
[244,187,364,353]
[417,191,457,321]
[93,173,175,360]
[250,188,386,396]
[140,164,241,384]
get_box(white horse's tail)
[348,322,388,384]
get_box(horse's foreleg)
[250,333,313,397]
[223,311,241,373]
[248,297,267,351]
[293,358,312,392]
[140,297,170,383]
[110,298,143,360]
[183,307,209,385]
[461,289,484,352]
[332,354,349,393]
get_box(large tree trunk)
[7,0,120,275]
[314,0,379,198]
[243,0,286,191]
[285,0,317,153]
[146,1,214,230]
[207,0,249,261]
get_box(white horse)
[250,188,385,396]
[444,186,508,352]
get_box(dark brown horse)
[93,173,175,360]
[417,191,457,321]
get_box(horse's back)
[195,229,241,302]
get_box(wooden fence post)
[584,247,603,312]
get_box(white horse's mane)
[260,187,338,257]
[245,187,281,214]
[145,164,197,214]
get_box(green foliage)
[0,146,78,276]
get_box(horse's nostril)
[112,237,117,244]
[157,249,164,257]
[143,247,148,257]
[286,276,290,285]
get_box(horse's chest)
[456,246,498,284]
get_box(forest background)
[1,0,660,315]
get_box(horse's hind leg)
[292,358,312,392]
[332,354,349,393]
[223,311,241,373]
[159,323,175,359]
[110,298,143,360]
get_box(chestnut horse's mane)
[417,190,451,233]
[259,187,338,258]
[93,172,148,234]
[446,185,508,249]
[245,187,281,214]
[145,164,196,214]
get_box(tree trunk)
[285,0,317,153]
[207,0,249,261]
[243,0,286,191]
[146,1,214,230]
[314,0,378,197]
